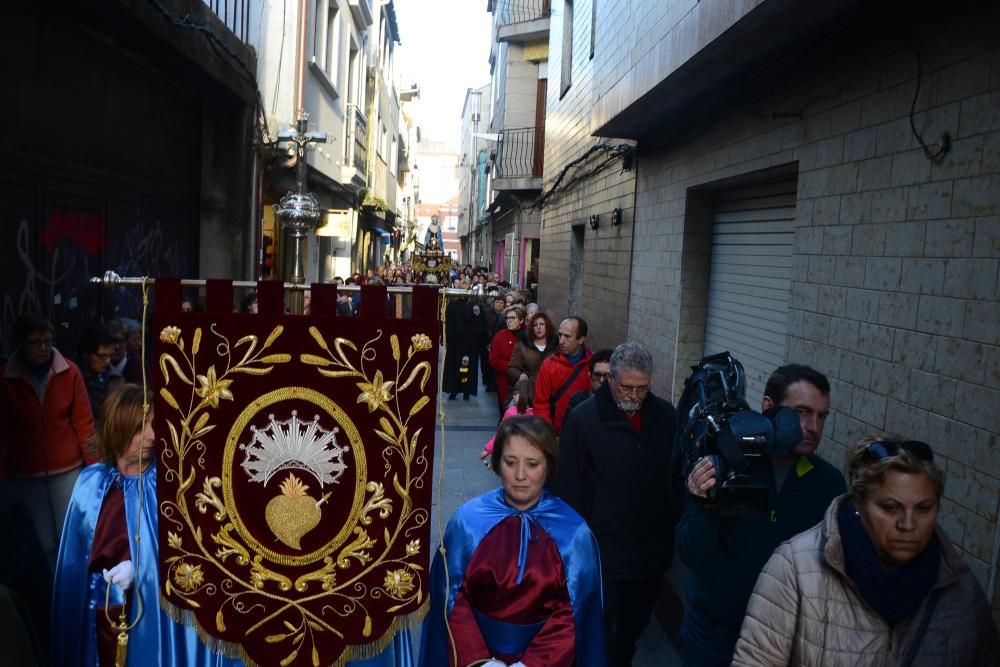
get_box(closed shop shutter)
[704,181,796,408]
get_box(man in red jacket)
[0,314,95,570]
[533,316,591,435]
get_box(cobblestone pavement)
[421,371,682,665]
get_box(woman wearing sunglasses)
[732,437,999,666]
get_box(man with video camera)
[677,363,846,667]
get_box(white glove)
[481,660,507,667]
[103,560,135,591]
[510,663,528,667]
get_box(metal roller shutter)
[704,182,796,408]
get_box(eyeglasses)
[24,338,54,349]
[613,377,649,396]
[591,371,611,381]
[505,315,519,322]
[865,440,934,463]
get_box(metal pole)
[89,272,473,297]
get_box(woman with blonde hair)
[732,437,999,666]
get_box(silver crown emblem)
[239,411,348,487]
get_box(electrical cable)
[532,143,632,210]
[900,35,951,162]
[142,0,270,147]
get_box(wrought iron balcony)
[202,0,251,42]
[345,105,368,173]
[495,126,543,183]
[493,0,550,28]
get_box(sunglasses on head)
[865,440,934,463]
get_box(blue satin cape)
[419,488,606,666]
[51,462,414,667]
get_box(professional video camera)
[676,352,803,515]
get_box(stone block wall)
[629,3,1000,619]
[537,0,637,350]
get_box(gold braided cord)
[103,278,153,646]
[434,289,458,665]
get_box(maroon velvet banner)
[154,284,439,665]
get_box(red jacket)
[533,347,592,435]
[0,349,96,479]
[489,328,523,406]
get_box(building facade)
[458,84,494,266]
[483,0,550,288]
[0,1,257,357]
[533,0,1000,625]
[254,0,409,280]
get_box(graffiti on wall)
[0,192,196,361]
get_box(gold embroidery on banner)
[221,387,367,568]
[159,323,432,665]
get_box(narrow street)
[424,368,682,665]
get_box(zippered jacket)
[732,495,1000,667]
[0,349,95,479]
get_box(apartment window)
[326,2,341,81]
[590,0,596,59]
[560,0,574,98]
[347,39,360,106]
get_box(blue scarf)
[837,501,940,626]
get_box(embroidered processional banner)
[153,281,439,666]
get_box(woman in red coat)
[488,305,526,413]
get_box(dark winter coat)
[554,381,678,581]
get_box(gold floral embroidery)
[160,326,182,344]
[195,365,234,408]
[173,562,205,592]
[410,333,432,352]
[383,568,415,598]
[356,370,394,412]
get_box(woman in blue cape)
[420,415,606,667]
[51,383,414,667]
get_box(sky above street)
[394,0,492,151]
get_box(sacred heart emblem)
[264,473,324,549]
[240,410,348,550]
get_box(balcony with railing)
[202,0,251,42]
[343,104,368,186]
[493,126,543,191]
[493,0,550,43]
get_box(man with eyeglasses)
[76,324,123,424]
[563,348,613,421]
[554,342,678,666]
[0,313,95,572]
[677,364,846,667]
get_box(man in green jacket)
[677,364,846,667]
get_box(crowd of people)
[2,276,999,666]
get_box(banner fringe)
[160,594,429,666]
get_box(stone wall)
[628,3,1000,618]
[537,0,636,350]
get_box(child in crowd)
[480,378,534,465]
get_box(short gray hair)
[610,342,653,378]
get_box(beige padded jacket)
[732,495,999,667]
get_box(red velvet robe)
[448,516,575,666]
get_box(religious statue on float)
[412,214,452,276]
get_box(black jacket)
[554,381,678,580]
